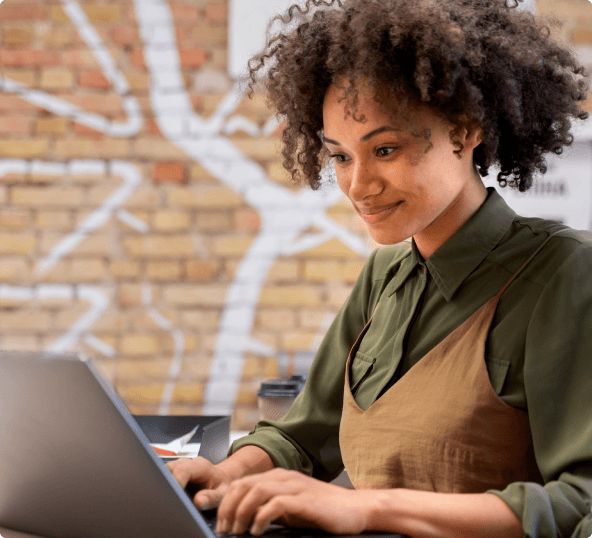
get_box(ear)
[463,125,483,151]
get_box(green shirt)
[231,188,592,537]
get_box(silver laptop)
[0,351,405,538]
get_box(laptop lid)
[0,351,215,538]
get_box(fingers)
[193,484,227,510]
[217,469,305,535]
[166,457,231,510]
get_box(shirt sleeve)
[487,240,592,537]
[229,248,388,481]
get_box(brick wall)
[0,0,590,431]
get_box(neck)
[414,178,488,260]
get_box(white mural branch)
[0,284,109,354]
[0,0,141,137]
[134,0,370,415]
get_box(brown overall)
[338,233,563,493]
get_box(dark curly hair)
[247,0,589,191]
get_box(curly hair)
[247,0,589,191]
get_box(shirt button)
[421,266,426,274]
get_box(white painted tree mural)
[0,0,371,417]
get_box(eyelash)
[329,146,398,163]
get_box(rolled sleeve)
[488,241,592,537]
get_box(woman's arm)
[215,469,522,538]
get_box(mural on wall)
[0,0,371,421]
[0,0,589,429]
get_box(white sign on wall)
[486,141,592,230]
[228,0,297,80]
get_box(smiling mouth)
[359,202,402,223]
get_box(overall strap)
[495,228,569,299]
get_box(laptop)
[0,352,406,538]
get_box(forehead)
[322,81,437,137]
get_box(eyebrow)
[322,125,401,146]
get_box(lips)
[358,202,402,223]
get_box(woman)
[169,0,592,536]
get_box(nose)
[346,160,384,202]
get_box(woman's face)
[322,82,486,256]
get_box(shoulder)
[493,215,592,288]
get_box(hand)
[216,468,372,536]
[166,456,232,509]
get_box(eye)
[377,147,397,157]
[329,153,350,164]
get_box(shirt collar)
[426,187,516,301]
[387,187,515,300]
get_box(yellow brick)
[185,260,219,281]
[297,238,362,258]
[86,308,127,333]
[195,211,232,231]
[236,383,259,404]
[267,161,293,186]
[180,310,220,330]
[0,186,5,205]
[179,353,216,381]
[54,138,132,159]
[0,233,35,254]
[53,303,91,331]
[70,258,106,282]
[131,309,179,331]
[2,69,35,86]
[163,334,199,355]
[232,138,281,160]
[242,356,263,378]
[118,383,164,404]
[299,309,334,329]
[171,383,204,404]
[259,286,321,307]
[164,284,228,306]
[304,261,344,282]
[1,336,39,352]
[0,257,29,282]
[167,185,244,209]
[121,334,160,356]
[153,211,190,231]
[257,309,296,330]
[116,358,173,380]
[264,358,280,378]
[123,235,196,258]
[40,232,111,256]
[0,310,52,332]
[134,137,188,160]
[0,139,48,158]
[52,5,121,23]
[212,235,253,256]
[3,28,33,46]
[126,71,150,93]
[146,261,182,280]
[328,285,354,308]
[0,209,30,231]
[234,91,271,115]
[12,186,84,207]
[124,187,161,208]
[36,117,68,135]
[39,27,75,47]
[117,283,144,308]
[36,211,72,231]
[188,163,216,183]
[110,260,140,279]
[281,331,318,351]
[40,68,74,90]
